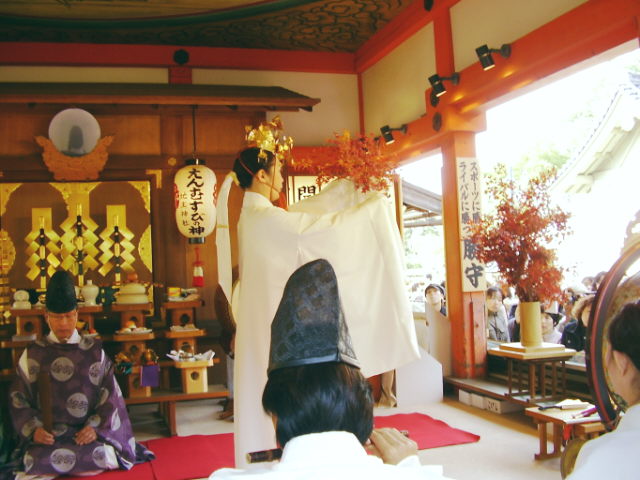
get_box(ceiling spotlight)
[430,90,440,107]
[380,124,408,145]
[428,73,460,97]
[475,44,511,71]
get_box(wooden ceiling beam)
[0,42,356,74]
[0,82,320,111]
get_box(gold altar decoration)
[35,136,114,181]
[139,226,153,273]
[0,230,14,323]
[1,181,152,289]
[0,229,16,275]
[98,205,136,282]
[51,182,99,206]
[59,200,99,281]
[0,184,21,216]
[129,181,152,212]
[144,169,163,190]
[25,208,61,288]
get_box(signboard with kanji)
[456,157,486,292]
[287,176,322,205]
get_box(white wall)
[361,25,435,136]
[451,0,587,73]
[193,69,359,146]
[360,0,588,135]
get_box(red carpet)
[147,433,235,480]
[68,414,477,479]
[374,412,480,449]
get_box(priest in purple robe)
[8,271,153,478]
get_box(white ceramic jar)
[81,280,99,306]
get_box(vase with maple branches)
[468,164,570,348]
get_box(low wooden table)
[125,386,229,436]
[489,346,576,403]
[525,406,604,460]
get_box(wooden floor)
[129,390,564,480]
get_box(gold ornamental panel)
[0,181,152,289]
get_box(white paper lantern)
[174,158,217,243]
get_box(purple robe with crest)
[9,334,151,476]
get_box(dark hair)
[486,286,502,300]
[262,362,373,447]
[233,147,276,189]
[608,302,640,372]
[572,295,594,324]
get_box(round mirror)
[587,239,640,429]
[48,108,101,156]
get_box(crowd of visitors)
[483,269,605,354]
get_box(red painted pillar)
[440,131,486,378]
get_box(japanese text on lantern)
[184,168,205,236]
[174,163,217,242]
[456,158,486,292]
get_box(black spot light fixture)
[475,44,511,71]
[380,124,408,145]
[428,73,460,97]
[430,90,440,107]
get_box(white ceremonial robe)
[233,180,419,467]
[567,404,640,480]
[211,431,452,479]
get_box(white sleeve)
[17,348,28,376]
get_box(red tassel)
[192,246,204,287]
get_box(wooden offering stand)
[173,359,214,394]
[111,303,155,398]
[3,308,45,373]
[164,328,205,355]
[112,330,155,398]
[163,299,203,327]
[162,299,215,394]
[123,365,153,398]
[163,300,205,353]
[10,307,45,339]
[0,337,35,376]
[77,304,103,332]
[111,302,153,329]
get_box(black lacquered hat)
[46,270,78,314]
[268,259,359,374]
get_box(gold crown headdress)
[245,115,293,164]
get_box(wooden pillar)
[441,131,486,378]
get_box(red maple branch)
[468,164,570,302]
